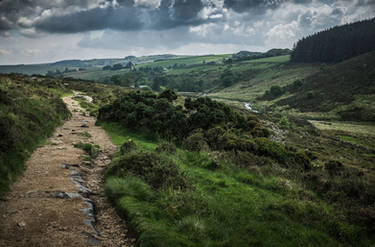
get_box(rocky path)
[0,93,132,246]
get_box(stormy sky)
[0,0,374,64]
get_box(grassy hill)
[207,56,320,102]
[269,51,375,121]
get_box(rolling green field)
[138,54,232,69]
[63,67,132,82]
[0,54,185,76]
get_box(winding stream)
[244,102,259,113]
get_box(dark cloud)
[0,0,34,30]
[33,0,209,33]
[172,0,203,20]
[0,18,12,31]
[222,0,314,13]
[0,0,104,31]
[355,0,375,7]
[224,0,272,13]
[35,6,143,33]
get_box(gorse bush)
[106,150,188,189]
[155,142,177,154]
[98,90,257,141]
[261,79,304,101]
[98,90,186,140]
[120,139,138,154]
[98,90,311,169]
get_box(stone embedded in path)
[25,190,78,199]
[50,139,63,145]
[17,221,26,227]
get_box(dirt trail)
[0,93,132,246]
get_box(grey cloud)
[0,0,104,31]
[33,0,209,33]
[172,0,204,20]
[0,0,34,30]
[331,8,344,16]
[0,17,12,31]
[35,7,143,33]
[222,0,314,13]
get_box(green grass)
[101,121,373,247]
[338,135,363,145]
[242,55,291,63]
[99,121,160,150]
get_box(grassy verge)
[100,121,373,247]
[0,74,71,197]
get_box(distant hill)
[291,18,375,63]
[232,49,291,61]
[0,54,184,75]
[276,51,375,121]
[232,51,262,59]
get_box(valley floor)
[0,94,132,246]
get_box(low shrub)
[183,132,209,152]
[155,142,177,154]
[106,151,188,189]
[184,152,220,170]
[251,125,271,138]
[98,91,257,142]
[120,139,137,154]
[325,160,344,176]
